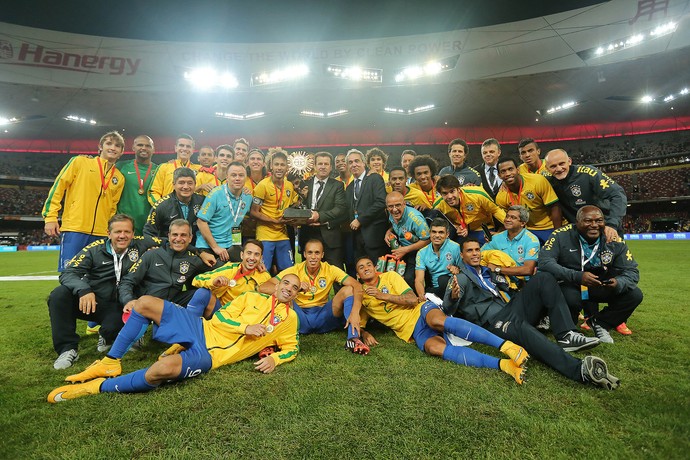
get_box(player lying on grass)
[355,256,528,384]
[48,274,302,403]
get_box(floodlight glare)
[325,65,382,82]
[300,109,349,118]
[394,55,458,83]
[383,105,435,114]
[579,22,677,60]
[185,68,239,90]
[64,115,97,125]
[214,111,265,121]
[640,95,654,103]
[545,101,579,115]
[251,64,309,86]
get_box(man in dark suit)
[345,149,389,261]
[299,152,348,268]
[475,138,503,200]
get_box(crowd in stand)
[0,186,49,215]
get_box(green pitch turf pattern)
[0,241,688,459]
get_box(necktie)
[488,167,496,192]
[314,180,325,209]
[354,178,361,200]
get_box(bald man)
[117,135,158,234]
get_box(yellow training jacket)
[148,160,200,205]
[42,155,124,236]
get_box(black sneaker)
[587,318,614,344]
[557,330,600,352]
[581,356,620,390]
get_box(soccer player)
[438,138,481,186]
[149,134,199,205]
[444,239,621,390]
[518,138,549,176]
[334,152,353,188]
[385,191,431,287]
[414,218,462,301]
[408,155,443,209]
[117,135,158,235]
[250,149,299,271]
[48,214,163,369]
[435,175,506,242]
[233,137,250,164]
[545,149,627,240]
[494,157,561,244]
[366,147,389,183]
[538,206,643,342]
[196,162,253,263]
[43,130,126,271]
[258,239,368,354]
[47,274,302,403]
[195,145,228,196]
[387,166,428,209]
[245,148,267,193]
[189,239,271,318]
[355,256,527,384]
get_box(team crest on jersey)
[466,204,475,212]
[179,261,190,274]
[526,192,535,200]
[381,287,389,294]
[570,185,581,197]
[495,274,506,283]
[601,250,613,265]
[458,176,465,185]
[193,204,201,213]
[112,177,119,185]
[517,246,524,255]
[128,249,139,262]
[318,277,327,289]
[241,201,246,209]
[286,190,291,197]
[445,252,453,261]
[177,276,186,283]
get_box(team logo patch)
[495,274,506,283]
[286,190,291,197]
[466,204,475,212]
[252,197,262,205]
[318,277,327,289]
[458,176,465,185]
[128,249,139,262]
[193,205,201,213]
[179,261,190,274]
[381,287,389,294]
[241,201,246,209]
[570,185,581,197]
[445,252,453,261]
[526,192,535,200]
[517,246,524,255]
[601,250,613,265]
[177,276,186,283]
[112,177,119,185]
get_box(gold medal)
[138,188,145,195]
[266,325,274,333]
[228,279,237,287]
[309,286,317,293]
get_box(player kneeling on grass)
[355,256,528,384]
[48,274,302,403]
[259,239,369,355]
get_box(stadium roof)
[0,0,689,151]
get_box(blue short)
[59,232,101,272]
[412,301,448,352]
[293,300,345,334]
[530,228,555,246]
[262,239,294,272]
[155,301,213,380]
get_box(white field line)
[0,275,59,281]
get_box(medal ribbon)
[504,176,523,206]
[454,192,467,229]
[270,295,289,326]
[173,160,190,169]
[97,158,116,191]
[422,183,436,207]
[134,159,153,191]
[273,179,285,209]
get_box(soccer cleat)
[344,338,370,355]
[581,356,620,390]
[557,330,600,352]
[499,340,529,367]
[85,324,101,335]
[580,321,591,331]
[53,349,79,370]
[615,322,633,336]
[536,316,551,332]
[48,378,105,403]
[65,357,122,383]
[97,334,111,353]
[158,343,186,360]
[258,346,276,359]
[587,318,614,344]
[499,359,525,385]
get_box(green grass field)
[1,242,689,459]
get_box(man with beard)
[117,135,158,235]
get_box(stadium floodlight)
[184,67,239,90]
[579,22,677,60]
[300,109,349,118]
[394,55,458,83]
[545,101,579,115]
[640,95,654,103]
[64,115,97,125]
[325,65,382,82]
[0,116,19,125]
[251,64,309,87]
[382,104,435,114]
[214,111,265,121]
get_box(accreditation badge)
[232,227,242,246]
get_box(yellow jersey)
[434,186,506,231]
[408,182,443,208]
[42,155,124,236]
[193,262,271,306]
[277,261,349,308]
[335,175,354,188]
[494,173,559,230]
[385,185,430,209]
[360,271,421,343]
[252,177,299,241]
[196,169,223,196]
[519,162,550,177]
[149,160,200,205]
[204,291,299,369]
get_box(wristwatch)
[494,267,502,274]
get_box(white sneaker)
[53,349,79,370]
[97,335,111,353]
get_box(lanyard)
[97,158,116,191]
[224,185,244,225]
[504,176,523,206]
[580,241,600,270]
[134,160,153,192]
[273,180,285,209]
[113,250,127,285]
[270,295,289,326]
